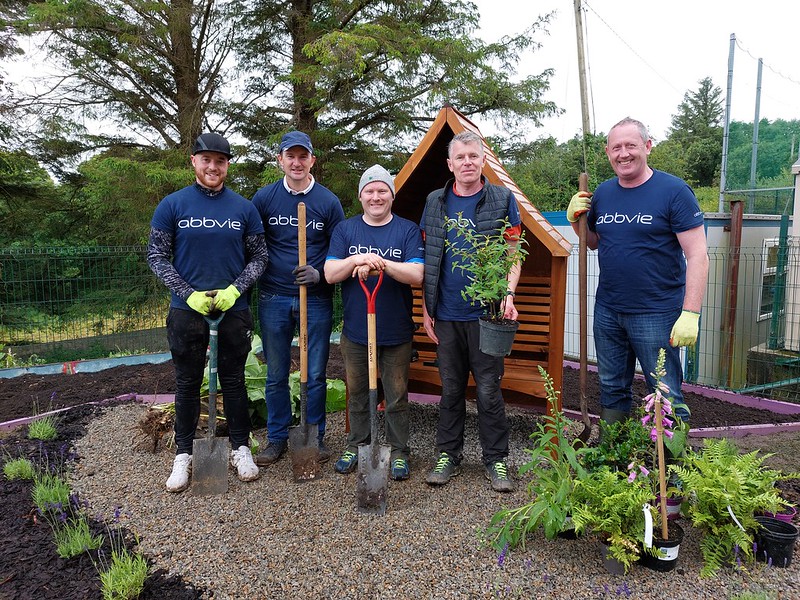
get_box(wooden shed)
[392,105,573,407]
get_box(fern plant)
[483,366,587,549]
[571,466,655,572]
[671,438,800,577]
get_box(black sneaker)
[485,461,515,492]
[318,440,332,463]
[425,452,461,486]
[255,440,287,466]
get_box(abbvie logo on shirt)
[267,214,325,230]
[177,217,242,230]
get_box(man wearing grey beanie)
[324,164,424,481]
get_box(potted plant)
[483,367,588,549]
[571,465,656,573]
[634,350,686,571]
[671,437,800,577]
[579,348,687,572]
[446,213,528,356]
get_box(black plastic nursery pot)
[478,317,519,357]
[640,523,684,572]
[754,516,799,568]
[600,542,626,575]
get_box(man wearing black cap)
[147,132,268,492]
[252,131,345,465]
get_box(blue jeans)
[434,320,509,465]
[258,292,332,443]
[593,303,688,419]
[166,308,253,454]
[340,333,412,460]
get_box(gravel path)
[70,403,800,599]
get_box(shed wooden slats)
[407,274,555,403]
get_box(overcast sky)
[472,0,800,143]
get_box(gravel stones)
[70,402,800,599]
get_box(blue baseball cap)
[279,131,314,154]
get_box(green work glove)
[186,291,214,316]
[670,310,700,347]
[567,191,592,223]
[212,284,240,312]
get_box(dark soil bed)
[2,345,799,598]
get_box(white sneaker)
[231,446,260,482]
[166,453,192,492]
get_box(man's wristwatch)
[506,290,516,298]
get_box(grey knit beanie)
[358,164,395,198]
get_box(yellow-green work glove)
[212,284,240,312]
[670,310,700,347]
[567,192,592,223]
[186,291,214,315]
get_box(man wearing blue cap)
[252,131,345,465]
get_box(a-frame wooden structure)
[392,106,572,405]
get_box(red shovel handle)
[358,270,384,314]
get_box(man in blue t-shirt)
[420,131,523,493]
[147,132,268,492]
[567,117,709,429]
[251,131,345,465]
[324,165,424,481]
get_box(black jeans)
[434,320,510,465]
[167,307,253,454]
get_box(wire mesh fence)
[4,243,800,402]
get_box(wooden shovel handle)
[359,271,384,390]
[298,202,308,384]
[578,174,589,418]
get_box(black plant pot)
[600,542,626,575]
[641,522,684,572]
[557,516,579,539]
[478,317,519,357]
[754,516,799,568]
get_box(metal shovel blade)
[356,442,390,515]
[192,436,230,496]
[289,423,322,482]
[192,311,229,496]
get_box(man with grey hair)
[325,164,424,480]
[566,117,709,430]
[419,131,523,493]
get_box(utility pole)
[574,0,592,159]
[748,58,763,213]
[719,34,736,213]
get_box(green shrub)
[3,457,36,480]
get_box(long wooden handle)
[298,202,308,385]
[578,173,589,421]
[359,272,385,391]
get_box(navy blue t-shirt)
[424,188,522,321]
[252,179,345,297]
[589,169,704,312]
[327,215,424,345]
[150,184,264,311]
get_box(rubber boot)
[598,407,629,444]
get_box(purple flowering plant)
[625,348,688,494]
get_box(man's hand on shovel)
[210,285,240,311]
[187,290,214,315]
[293,264,320,286]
